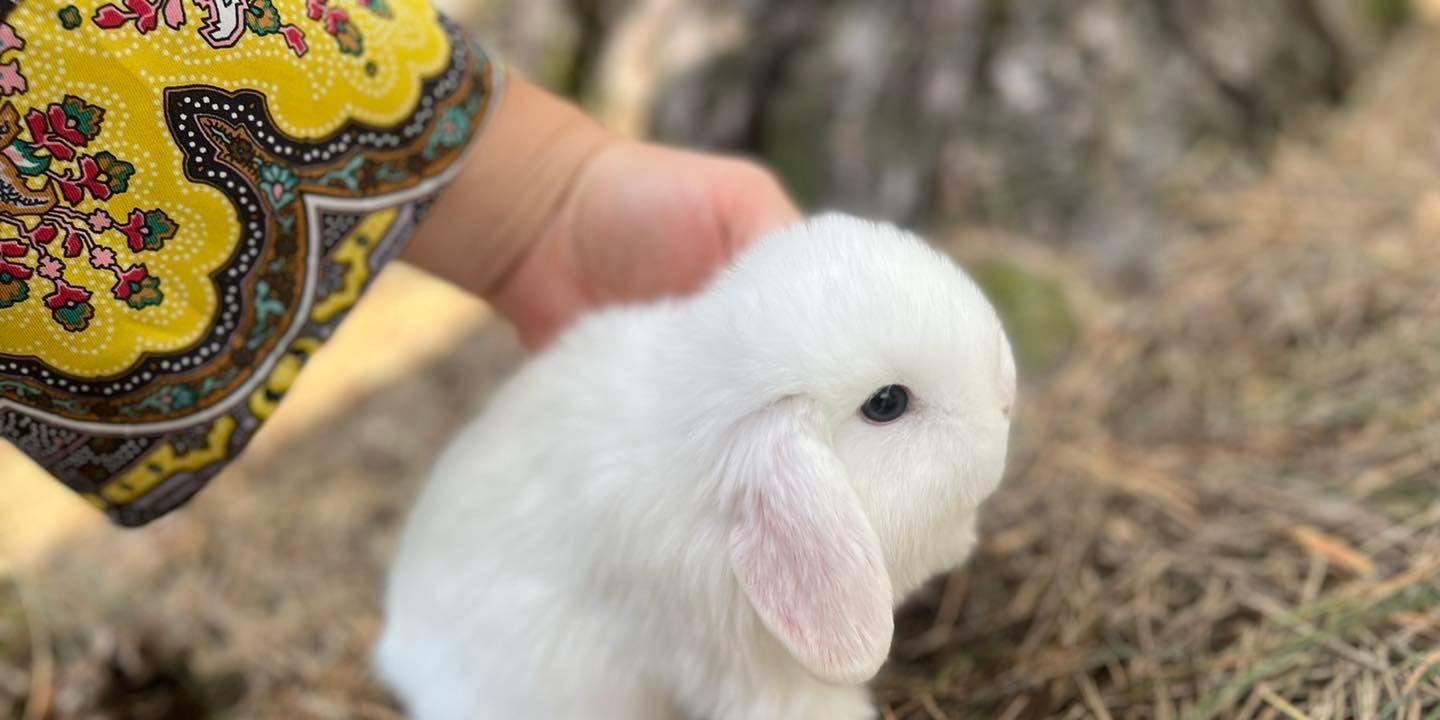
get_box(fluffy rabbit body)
[376,214,1017,720]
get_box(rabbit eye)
[861,385,909,423]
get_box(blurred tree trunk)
[442,0,1407,285]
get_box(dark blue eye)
[861,385,909,423]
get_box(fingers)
[714,159,803,255]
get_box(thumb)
[714,160,803,255]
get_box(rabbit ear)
[724,398,894,684]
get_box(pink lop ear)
[724,399,894,684]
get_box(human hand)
[492,140,801,348]
[403,74,800,349]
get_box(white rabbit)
[374,213,1017,720]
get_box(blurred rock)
[440,0,1406,285]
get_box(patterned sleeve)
[0,0,500,525]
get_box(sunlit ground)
[1,265,493,573]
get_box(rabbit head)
[678,214,1017,685]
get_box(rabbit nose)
[998,375,1017,420]
[995,331,1018,419]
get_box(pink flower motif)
[92,4,133,29]
[0,62,25,97]
[53,155,110,204]
[61,229,87,258]
[322,7,347,34]
[0,239,27,258]
[0,258,31,280]
[0,240,31,281]
[88,209,114,231]
[124,0,159,33]
[280,25,307,56]
[24,105,88,161]
[91,0,181,33]
[0,23,23,53]
[27,223,59,245]
[44,280,95,331]
[43,279,91,309]
[90,246,116,268]
[37,255,63,280]
[160,0,186,29]
[118,209,147,250]
[112,264,143,298]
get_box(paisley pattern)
[0,0,498,525]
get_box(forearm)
[400,71,614,305]
[401,63,800,350]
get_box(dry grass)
[879,28,1440,719]
[5,26,1440,720]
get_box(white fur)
[375,213,1017,720]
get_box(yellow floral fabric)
[0,0,497,525]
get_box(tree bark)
[443,0,1405,284]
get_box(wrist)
[403,71,616,308]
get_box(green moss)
[968,259,1077,374]
[1368,0,1410,34]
